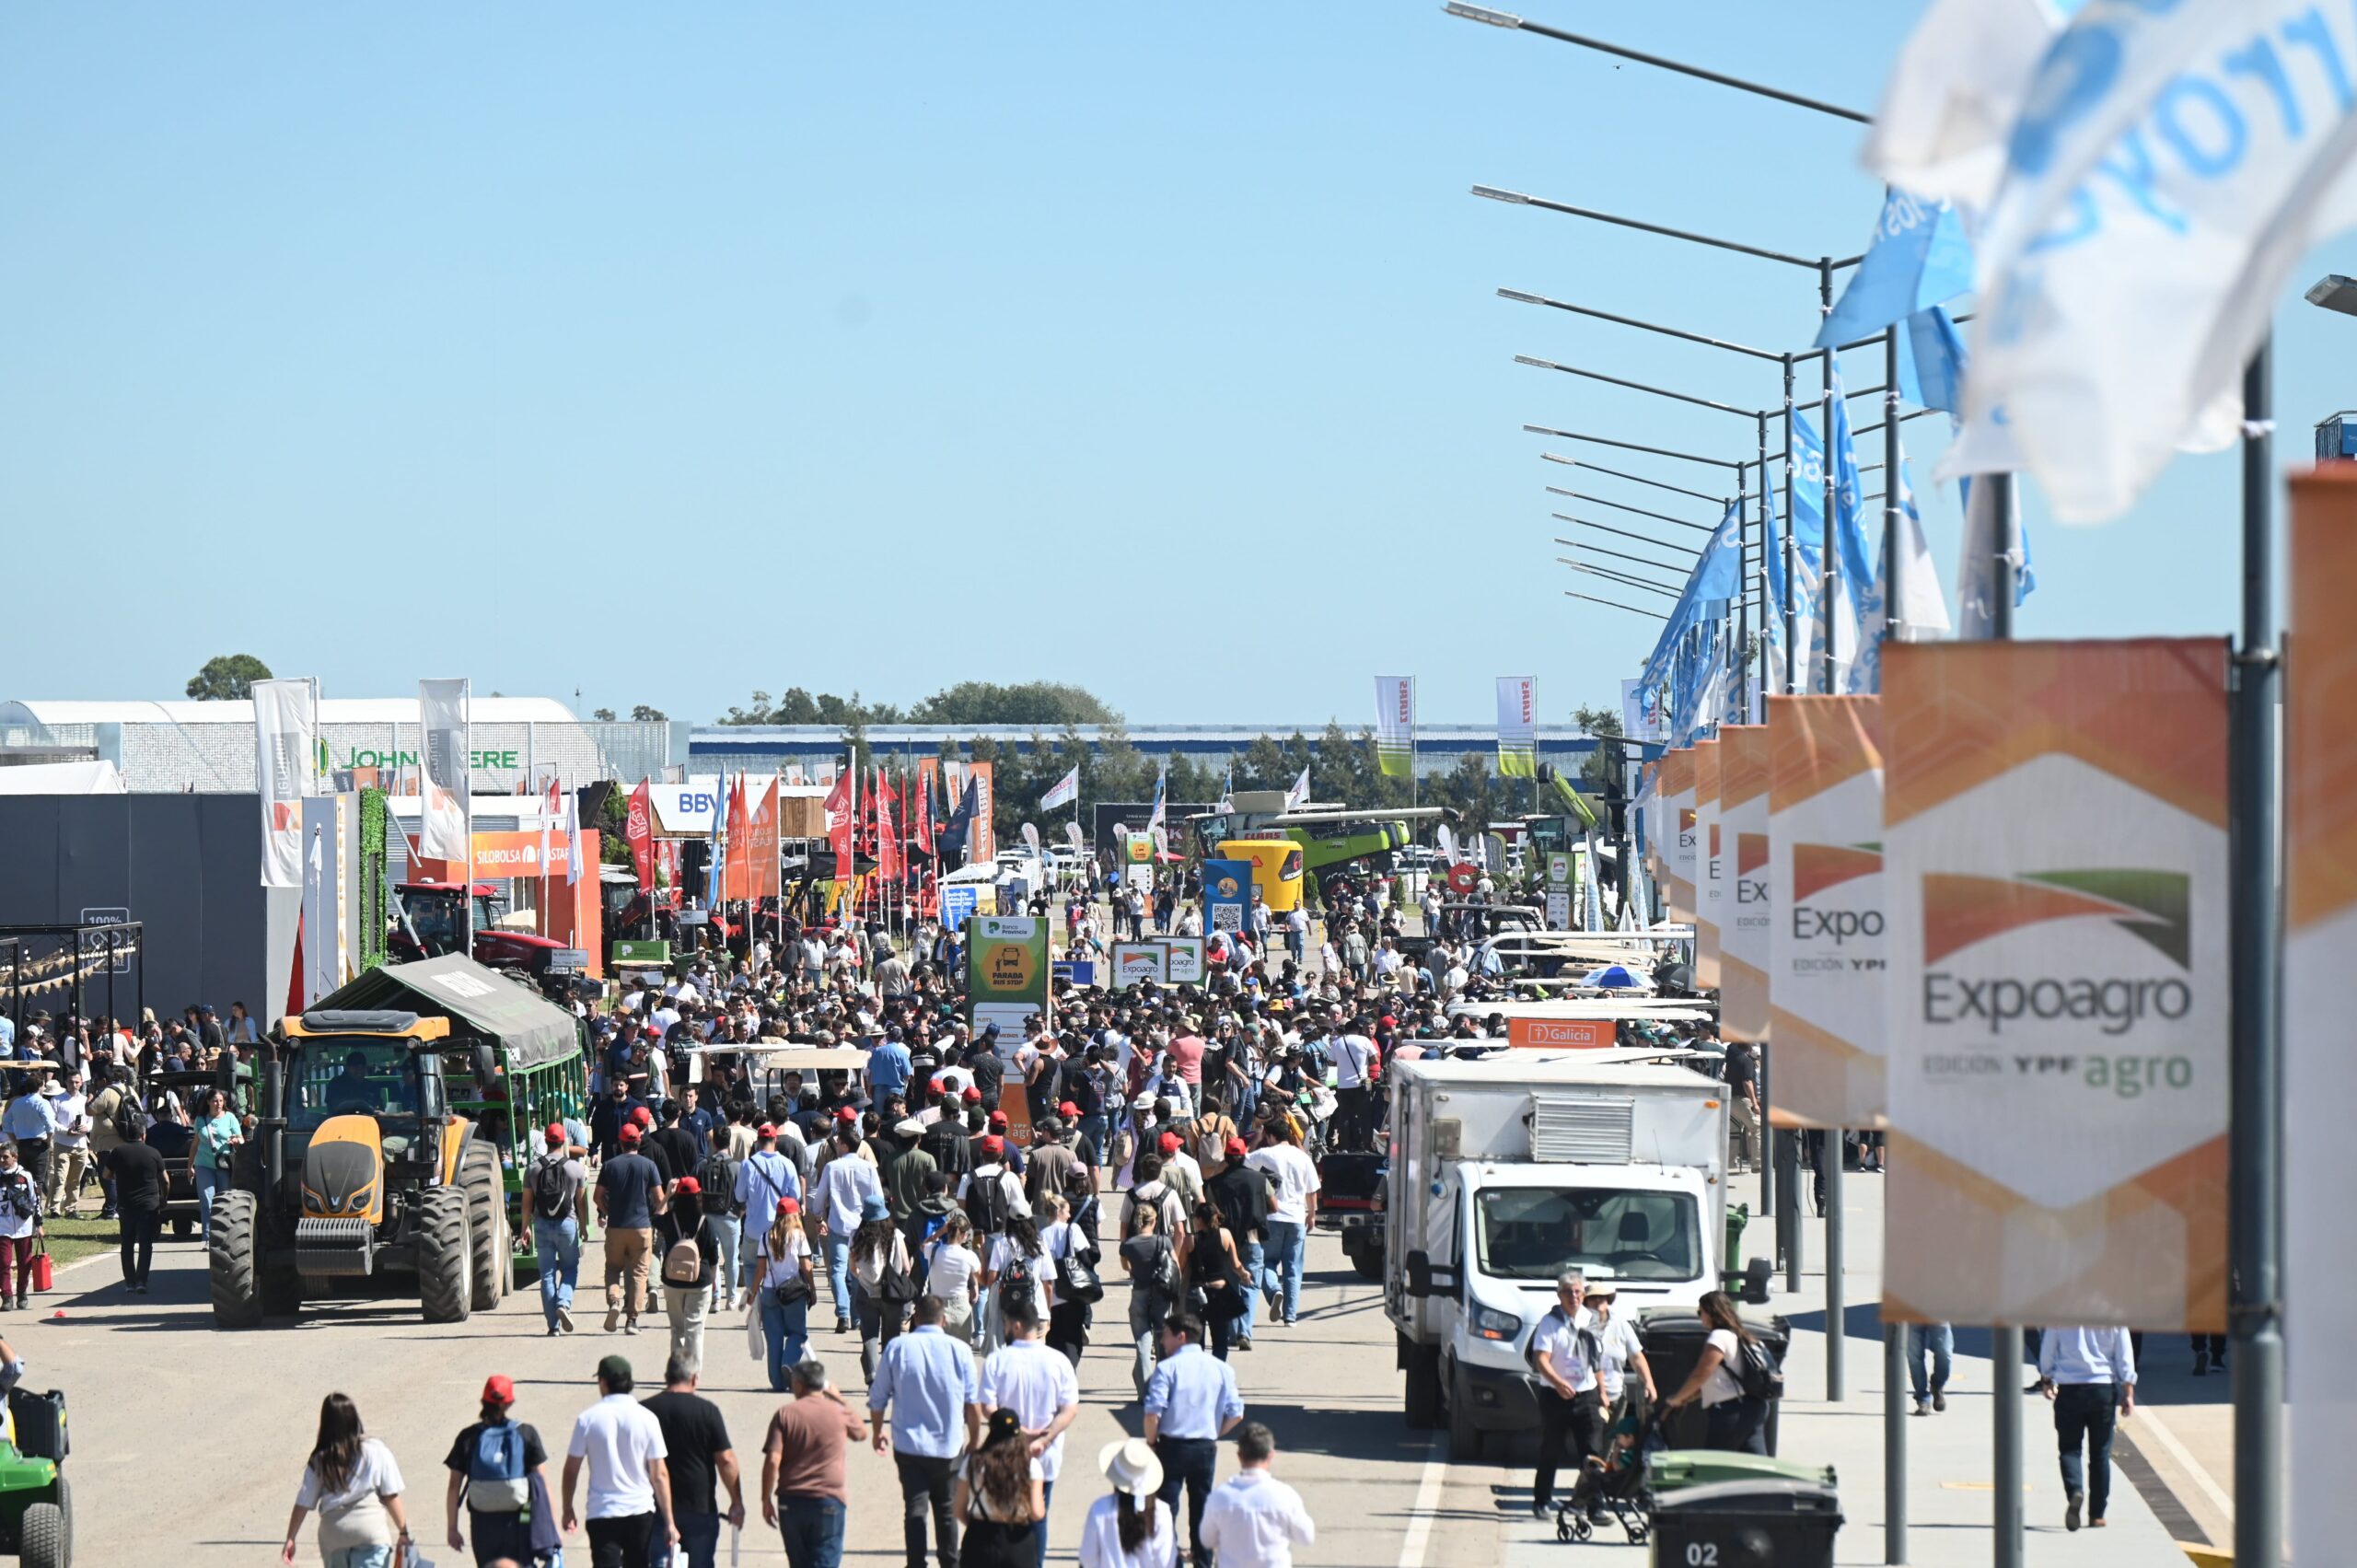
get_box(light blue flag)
[1894,306,1968,414]
[1827,379,1878,692]
[1639,502,1743,692]
[1815,188,1974,348]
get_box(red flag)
[877,772,900,882]
[824,770,855,874]
[914,769,935,856]
[624,779,656,890]
[723,773,753,902]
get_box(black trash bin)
[1648,1478,1841,1568]
[1636,1310,1792,1453]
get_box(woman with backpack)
[1663,1290,1773,1454]
[847,1191,914,1384]
[1178,1202,1248,1359]
[751,1195,817,1393]
[979,1211,1052,1356]
[1117,1203,1180,1401]
[441,1374,556,1568]
[954,1407,1047,1568]
[1038,1192,1097,1366]
[659,1177,729,1378]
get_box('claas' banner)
[1766,697,1885,1127]
[1881,640,2229,1330]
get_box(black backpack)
[699,1152,739,1218]
[530,1155,575,1222]
[1734,1334,1783,1401]
[967,1167,1010,1237]
[998,1247,1039,1318]
[109,1089,144,1146]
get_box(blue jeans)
[1232,1240,1264,1340]
[322,1548,394,1568]
[779,1495,845,1568]
[1034,1480,1054,1568]
[655,1509,722,1568]
[761,1287,810,1392]
[824,1235,853,1322]
[533,1215,580,1330]
[1261,1219,1306,1322]
[1907,1322,1954,1402]
[195,1166,229,1236]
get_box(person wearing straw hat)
[1077,1439,1175,1568]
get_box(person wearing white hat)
[1077,1438,1176,1568]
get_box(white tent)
[0,760,126,795]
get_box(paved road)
[50,1221,1504,1566]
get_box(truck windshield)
[288,1040,424,1131]
[1475,1187,1701,1283]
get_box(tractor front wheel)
[418,1187,472,1325]
[22,1472,70,1568]
[207,1191,262,1329]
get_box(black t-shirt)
[969,1053,1004,1100]
[598,1153,662,1229]
[1724,1045,1758,1096]
[641,1391,732,1516]
[648,1128,699,1185]
[104,1143,168,1213]
[443,1419,549,1496]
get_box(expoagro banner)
[1495,676,1537,777]
[1881,640,2230,1330]
[1375,676,1415,777]
[1717,725,1771,1042]
[1766,696,1887,1129]
[1693,738,1723,990]
[2289,471,2357,1563]
[252,678,320,889]
[1661,748,1697,922]
[418,679,471,865]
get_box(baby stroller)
[1555,1404,1663,1545]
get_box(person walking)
[1198,1423,1314,1568]
[2,1076,54,1208]
[1244,1124,1316,1330]
[659,1178,728,1378]
[43,1071,91,1217]
[1524,1270,1606,1520]
[597,1124,663,1335]
[974,1300,1080,1568]
[922,1211,982,1348]
[280,1392,413,1568]
[442,1374,555,1568]
[0,1144,43,1313]
[102,1120,166,1293]
[736,1124,805,1317]
[562,1354,680,1568]
[1118,1204,1181,1401]
[1662,1290,1771,1456]
[1178,1203,1248,1360]
[1202,1139,1268,1352]
[815,1124,885,1335]
[1908,1321,1955,1417]
[867,1295,981,1568]
[761,1358,866,1568]
[526,1123,588,1336]
[643,1356,746,1568]
[848,1193,915,1385]
[2037,1324,2137,1531]
[192,1085,242,1236]
[753,1197,818,1394]
[1077,1439,1177,1568]
[1142,1315,1244,1568]
[955,1408,1045,1568]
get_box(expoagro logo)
[1920,868,2192,1039]
[1788,842,1883,946]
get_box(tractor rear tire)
[207,1190,262,1329]
[19,1492,64,1568]
[462,1142,505,1311]
[418,1187,472,1325]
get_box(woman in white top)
[281,1393,411,1567]
[1663,1289,1769,1454]
[847,1193,913,1384]
[1078,1437,1177,1568]
[753,1197,816,1394]
[979,1213,1053,1355]
[924,1211,982,1344]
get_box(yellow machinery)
[1219,838,1306,913]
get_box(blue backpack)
[467,1422,530,1514]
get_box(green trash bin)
[1648,1449,1835,1497]
[1647,1478,1842,1568]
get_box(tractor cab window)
[411,898,461,953]
[288,1040,424,1131]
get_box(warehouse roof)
[0,696,580,727]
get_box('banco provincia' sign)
[1881,640,2228,1330]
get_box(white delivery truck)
[1387,1053,1771,1458]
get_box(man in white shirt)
[2037,1324,2137,1531]
[1329,1028,1376,1151]
[1199,1422,1315,1568]
[561,1353,679,1562]
[970,1301,1079,1568]
[44,1074,92,1216]
[1245,1126,1320,1328]
[1526,1270,1606,1520]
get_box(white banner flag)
[1040,766,1079,812]
[1022,821,1042,861]
[563,786,584,888]
[1374,677,1415,777]
[1494,677,1537,778]
[1861,0,2067,208]
[419,679,471,865]
[1963,0,2357,521]
[252,678,319,889]
[1284,765,1311,809]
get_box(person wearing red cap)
[660,1178,731,1379]
[442,1374,552,1566]
[527,1122,589,1337]
[1205,1138,1273,1353]
[596,1124,664,1335]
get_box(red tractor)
[389,881,568,976]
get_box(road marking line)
[1397,1442,1447,1568]
[2131,1405,2235,1523]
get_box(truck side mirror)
[1405,1249,1434,1298]
[1740,1256,1773,1306]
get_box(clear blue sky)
[3,4,2345,726]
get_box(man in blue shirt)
[868,1296,979,1568]
[1144,1314,1246,1568]
[2037,1325,2137,1532]
[867,1030,914,1106]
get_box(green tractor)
[0,1386,71,1567]
[1186,790,1444,888]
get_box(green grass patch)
[44,1217,120,1272]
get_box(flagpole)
[1782,354,1797,692]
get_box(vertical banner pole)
[1824,1136,1844,1400]
[1993,1327,2024,1568]
[1885,1325,1908,1563]
[1878,319,1905,1567]
[1777,1120,1803,1290]
[2230,340,2284,1568]
[1782,354,1797,693]
[1818,261,1838,696]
